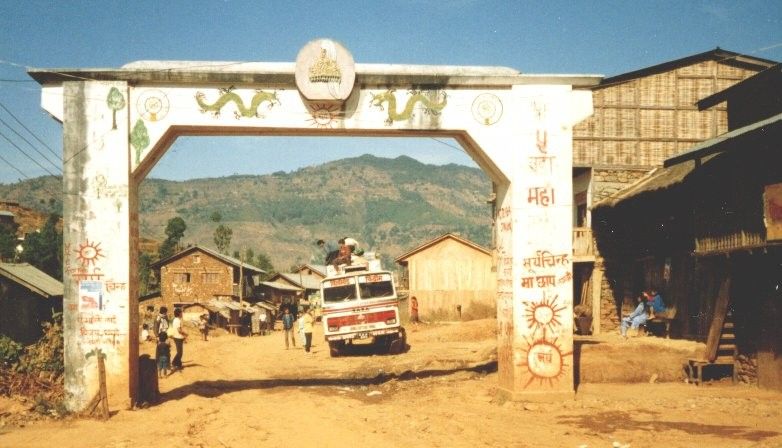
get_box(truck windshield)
[359,280,394,299]
[323,284,357,303]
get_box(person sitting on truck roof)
[331,238,353,268]
[317,239,340,265]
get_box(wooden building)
[571,49,776,333]
[592,64,782,389]
[0,262,63,344]
[148,245,266,312]
[395,233,495,321]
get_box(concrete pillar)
[496,87,578,400]
[62,81,137,411]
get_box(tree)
[255,252,275,281]
[159,217,187,259]
[138,251,155,295]
[214,224,232,254]
[106,87,125,130]
[21,213,63,280]
[210,211,222,223]
[0,221,19,262]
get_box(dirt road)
[1,319,781,448]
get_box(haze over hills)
[0,155,493,271]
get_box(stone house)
[395,233,495,320]
[591,64,782,389]
[148,245,266,312]
[570,48,777,334]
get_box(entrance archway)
[29,39,598,409]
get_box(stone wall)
[592,167,651,333]
[160,250,233,309]
[592,168,650,203]
[736,354,758,384]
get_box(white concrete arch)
[30,39,599,409]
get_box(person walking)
[302,308,315,353]
[282,307,296,349]
[410,296,420,325]
[198,313,209,341]
[170,308,187,371]
[155,332,171,378]
[153,306,169,338]
[259,310,268,336]
[297,312,305,348]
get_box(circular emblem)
[471,93,503,126]
[295,39,356,102]
[136,89,170,122]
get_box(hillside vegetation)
[0,155,493,270]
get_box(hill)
[0,155,493,270]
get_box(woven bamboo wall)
[574,60,763,167]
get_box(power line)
[0,100,61,161]
[0,152,31,181]
[0,129,60,177]
[0,116,61,173]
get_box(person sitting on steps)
[620,294,649,338]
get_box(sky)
[0,0,780,184]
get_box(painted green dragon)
[195,87,280,119]
[369,89,447,125]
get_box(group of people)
[141,305,189,378]
[620,288,666,338]
[281,306,316,353]
[317,237,361,268]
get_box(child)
[156,332,171,378]
[140,323,150,342]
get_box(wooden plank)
[706,277,731,362]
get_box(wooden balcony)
[573,227,595,262]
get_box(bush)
[19,312,64,374]
[0,335,23,369]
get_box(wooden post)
[706,277,731,362]
[81,351,110,420]
[97,354,109,419]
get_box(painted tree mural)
[106,87,125,130]
[130,119,150,165]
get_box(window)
[202,272,219,284]
[173,273,191,283]
[193,255,201,264]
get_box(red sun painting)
[524,293,566,337]
[75,240,104,267]
[518,336,573,388]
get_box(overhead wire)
[0,129,59,177]
[0,100,61,161]
[0,116,61,173]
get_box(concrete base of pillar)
[496,387,575,402]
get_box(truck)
[320,258,406,357]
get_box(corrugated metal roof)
[260,281,303,292]
[395,232,491,264]
[150,245,266,274]
[595,112,782,209]
[274,273,321,290]
[0,262,63,298]
[598,48,776,88]
[252,301,277,311]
